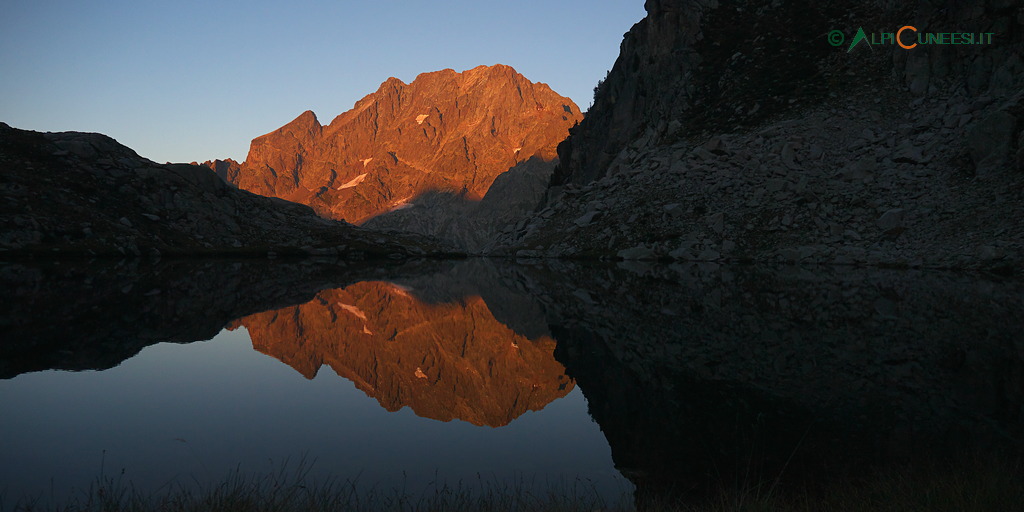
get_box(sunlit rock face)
[234,64,582,225]
[233,280,574,427]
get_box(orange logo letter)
[897,25,918,49]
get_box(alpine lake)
[2,257,1022,510]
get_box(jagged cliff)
[232,64,582,228]
[503,0,1024,272]
[554,0,1022,185]
[233,280,573,427]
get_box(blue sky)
[0,0,646,163]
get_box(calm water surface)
[1,258,1022,509]
[1,327,622,504]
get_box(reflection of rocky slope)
[232,65,581,228]
[519,261,1024,505]
[0,124,446,257]
[0,258,444,379]
[234,277,573,427]
[503,1,1023,271]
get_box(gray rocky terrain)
[495,0,1024,274]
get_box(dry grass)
[5,454,1021,512]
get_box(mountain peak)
[233,66,582,224]
[295,109,319,124]
[469,63,516,75]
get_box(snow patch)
[337,303,367,321]
[361,157,373,167]
[362,324,373,335]
[416,114,429,125]
[415,367,428,379]
[387,283,414,298]
[389,195,414,211]
[336,173,367,190]
[513,147,522,153]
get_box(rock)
[575,210,601,227]
[572,289,596,304]
[876,209,906,235]
[693,147,717,161]
[967,111,1018,177]
[977,245,1006,261]
[874,297,897,318]
[697,248,721,261]
[707,212,725,234]
[766,178,786,193]
[777,248,802,262]
[51,139,98,159]
[838,156,877,181]
[618,245,656,261]
[703,136,727,155]
[780,142,799,169]
[1017,131,1024,171]
[669,239,697,260]
[663,203,685,217]
[893,142,929,164]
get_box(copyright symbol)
[828,30,845,46]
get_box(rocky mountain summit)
[227,64,582,242]
[500,0,1024,272]
[0,123,448,258]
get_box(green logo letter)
[848,27,871,53]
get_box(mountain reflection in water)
[1,258,1022,509]
[233,281,572,427]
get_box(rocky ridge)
[0,123,449,258]
[500,0,1024,272]
[231,64,582,235]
